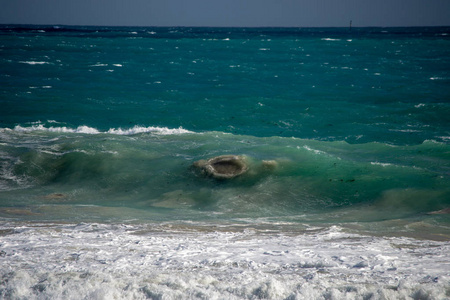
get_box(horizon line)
[2,23,450,29]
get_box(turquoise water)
[2,26,450,143]
[1,25,450,299]
[1,26,449,227]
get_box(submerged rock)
[193,155,249,179]
[43,193,66,199]
[428,207,450,215]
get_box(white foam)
[12,124,193,136]
[0,152,31,191]
[301,145,326,155]
[389,129,422,133]
[371,161,393,167]
[321,38,341,41]
[18,61,50,65]
[90,63,108,67]
[0,223,448,299]
[14,124,100,134]
[107,126,193,135]
[436,136,450,142]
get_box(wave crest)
[11,124,193,135]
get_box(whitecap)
[389,129,422,133]
[107,126,193,135]
[13,125,100,134]
[19,61,50,65]
[12,124,193,136]
[371,162,393,167]
[321,38,341,41]
[436,136,450,142]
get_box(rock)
[428,207,450,215]
[193,155,249,179]
[43,193,66,199]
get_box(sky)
[0,0,449,27]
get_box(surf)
[1,123,448,225]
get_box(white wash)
[0,223,449,299]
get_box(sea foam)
[0,223,448,299]
[11,124,193,135]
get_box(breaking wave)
[9,124,194,135]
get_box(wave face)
[1,124,449,225]
[1,26,449,299]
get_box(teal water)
[1,26,450,300]
[0,25,449,232]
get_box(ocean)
[0,25,449,299]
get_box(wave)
[1,120,449,223]
[9,124,194,136]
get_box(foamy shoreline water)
[1,222,449,299]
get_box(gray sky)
[1,0,449,27]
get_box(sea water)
[0,25,449,299]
